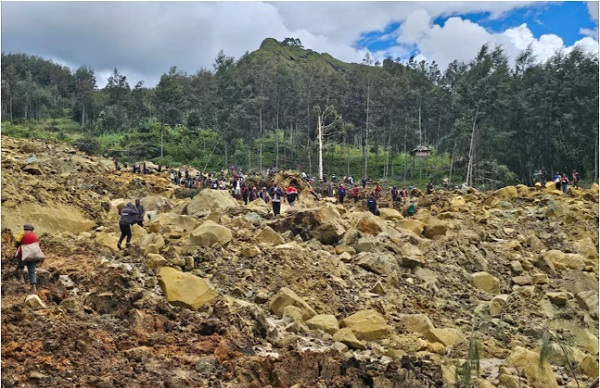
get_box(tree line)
[2,37,598,187]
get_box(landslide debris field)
[1,136,598,388]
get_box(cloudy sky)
[2,1,598,88]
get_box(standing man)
[427,181,434,195]
[135,199,145,227]
[391,186,399,203]
[352,184,360,204]
[560,173,569,194]
[540,168,547,186]
[572,169,580,189]
[270,182,284,216]
[337,184,347,204]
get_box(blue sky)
[2,2,598,87]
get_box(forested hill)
[2,38,598,188]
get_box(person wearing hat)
[14,224,41,291]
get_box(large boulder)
[95,232,119,252]
[398,314,434,335]
[396,219,425,236]
[341,310,391,341]
[141,195,175,213]
[356,252,398,275]
[332,328,366,350]
[494,186,518,199]
[246,199,271,217]
[423,221,447,239]
[378,208,404,221]
[255,226,285,245]
[268,287,316,321]
[2,203,96,235]
[270,205,345,245]
[357,212,385,235]
[187,189,238,215]
[573,238,599,260]
[544,250,585,271]
[506,346,558,388]
[398,243,427,268]
[189,221,232,248]
[575,291,599,316]
[148,213,199,235]
[145,254,168,270]
[449,196,467,211]
[425,328,466,347]
[490,294,509,316]
[140,233,165,254]
[157,267,217,310]
[306,314,340,335]
[470,272,500,294]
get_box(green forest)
[2,37,598,189]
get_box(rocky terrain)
[1,135,598,388]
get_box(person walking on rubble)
[134,199,145,227]
[367,193,380,216]
[118,202,138,250]
[14,224,45,292]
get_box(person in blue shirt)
[337,184,347,204]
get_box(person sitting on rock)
[367,193,380,216]
[118,202,138,250]
[15,224,43,292]
[134,199,145,227]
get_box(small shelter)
[410,145,432,157]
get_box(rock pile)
[1,136,598,387]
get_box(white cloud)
[1,1,595,87]
[587,1,599,22]
[390,11,598,70]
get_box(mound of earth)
[1,135,598,387]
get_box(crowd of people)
[534,168,581,194]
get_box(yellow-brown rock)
[269,287,316,321]
[341,310,391,341]
[157,267,217,310]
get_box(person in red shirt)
[285,185,299,207]
[352,185,360,204]
[374,184,382,199]
[15,224,41,291]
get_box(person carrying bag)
[15,224,44,292]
